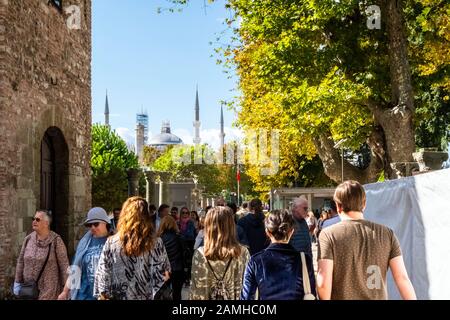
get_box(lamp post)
[193,175,199,211]
[333,139,347,183]
[236,164,241,207]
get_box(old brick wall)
[0,0,92,297]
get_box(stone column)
[144,170,157,204]
[126,168,141,197]
[201,196,207,209]
[157,172,171,206]
[307,193,313,212]
[157,176,163,207]
[272,192,279,210]
[191,177,199,211]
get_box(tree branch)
[313,127,385,184]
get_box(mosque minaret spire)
[193,85,201,145]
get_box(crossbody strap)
[36,242,52,283]
[206,258,232,282]
[300,252,312,296]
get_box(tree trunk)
[315,0,416,182]
[380,0,416,176]
[313,126,385,184]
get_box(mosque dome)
[148,121,183,146]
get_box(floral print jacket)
[189,245,250,300]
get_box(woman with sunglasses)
[157,215,186,300]
[14,210,70,300]
[58,207,110,300]
[190,210,200,234]
[178,207,196,286]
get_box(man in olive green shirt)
[317,180,416,300]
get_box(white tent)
[364,168,450,299]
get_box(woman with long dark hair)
[241,210,317,300]
[178,207,196,286]
[191,210,200,234]
[157,215,186,300]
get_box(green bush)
[91,124,139,211]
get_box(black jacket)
[160,231,185,272]
[237,213,269,255]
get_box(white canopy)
[364,168,450,299]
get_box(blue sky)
[92,0,242,149]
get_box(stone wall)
[0,0,92,297]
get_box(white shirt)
[306,216,317,228]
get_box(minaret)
[104,90,110,128]
[220,103,225,151]
[193,86,201,145]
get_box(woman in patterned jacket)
[94,197,171,300]
[189,206,250,300]
[14,210,69,300]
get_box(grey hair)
[37,210,52,225]
[292,196,308,208]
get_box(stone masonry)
[0,0,92,297]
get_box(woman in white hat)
[58,207,110,300]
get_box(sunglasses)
[86,222,100,228]
[32,217,42,222]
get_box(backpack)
[206,258,233,300]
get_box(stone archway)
[40,127,69,244]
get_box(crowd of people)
[13,180,417,300]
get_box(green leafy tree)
[152,144,257,198]
[166,0,449,185]
[91,124,139,211]
[143,145,163,167]
[152,145,223,196]
[407,0,450,150]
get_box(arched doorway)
[41,133,55,219]
[40,127,69,243]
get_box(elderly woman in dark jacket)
[240,210,317,300]
[158,215,186,300]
